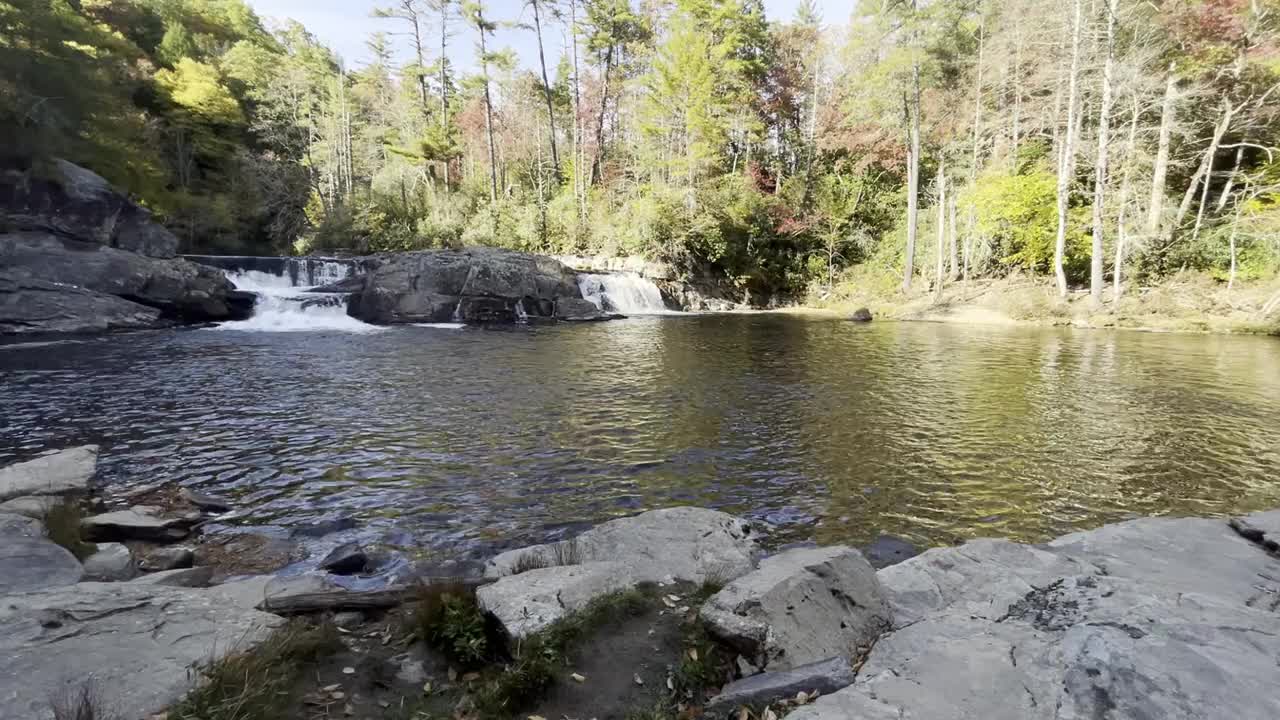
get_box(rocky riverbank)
[2,447,1278,719]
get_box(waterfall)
[213,262,380,333]
[577,273,672,314]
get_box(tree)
[463,1,499,204]
[527,0,561,177]
[1052,0,1084,297]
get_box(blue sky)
[244,0,851,70]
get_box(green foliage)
[412,583,493,668]
[42,500,96,561]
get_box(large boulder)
[0,446,97,502]
[786,512,1280,720]
[477,562,637,640]
[0,581,282,720]
[0,512,83,594]
[0,232,250,324]
[0,269,162,334]
[700,546,892,671]
[348,247,611,323]
[0,158,178,258]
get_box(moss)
[168,619,343,720]
[42,500,97,561]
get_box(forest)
[3,0,1279,305]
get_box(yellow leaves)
[155,58,244,126]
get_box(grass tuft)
[49,679,118,720]
[509,537,584,575]
[169,619,343,720]
[42,500,96,561]
[410,582,495,668]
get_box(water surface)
[3,316,1278,557]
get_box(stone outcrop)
[0,513,84,594]
[701,546,892,671]
[478,562,637,640]
[787,511,1280,720]
[348,247,614,323]
[705,657,856,716]
[81,543,137,581]
[1,159,253,334]
[81,507,194,543]
[0,446,97,502]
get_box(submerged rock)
[179,488,233,513]
[786,512,1280,720]
[705,657,857,716]
[701,546,892,671]
[0,446,97,502]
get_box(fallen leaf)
[529,715,548,720]
[342,667,356,675]
[634,674,644,686]
[737,707,750,720]
[422,681,433,695]
[687,648,699,662]
[667,594,682,602]
[331,691,346,700]
[343,704,353,716]
[571,673,586,683]
[763,708,778,720]
[447,667,458,682]
[336,626,351,634]
[666,676,675,690]
[322,684,342,693]
[379,700,391,709]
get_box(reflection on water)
[2,317,1279,557]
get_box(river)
[3,316,1279,559]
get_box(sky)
[244,0,852,71]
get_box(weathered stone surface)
[701,546,892,671]
[477,562,636,640]
[0,495,60,519]
[787,516,1280,720]
[0,269,162,335]
[138,545,194,571]
[81,542,136,581]
[129,566,214,587]
[318,542,368,575]
[485,507,759,585]
[348,247,608,324]
[0,512,44,538]
[81,507,190,542]
[0,537,83,594]
[0,446,97,502]
[860,535,920,569]
[1,158,179,258]
[705,657,856,716]
[0,581,283,720]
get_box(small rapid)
[578,272,673,314]
[212,259,381,333]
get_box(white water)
[577,272,673,314]
[213,263,381,333]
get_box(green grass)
[168,619,343,720]
[42,500,97,561]
[409,582,496,668]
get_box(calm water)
[3,316,1279,558]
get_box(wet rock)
[786,515,1280,720]
[139,545,194,571]
[194,532,304,581]
[706,657,857,716]
[0,537,83,594]
[860,535,921,569]
[0,581,282,720]
[318,543,368,575]
[485,507,759,585]
[0,270,162,335]
[0,445,97,502]
[82,542,136,581]
[129,566,214,588]
[849,307,873,322]
[477,562,636,640]
[555,297,621,322]
[0,495,59,519]
[701,546,892,671]
[81,507,190,543]
[179,488,233,513]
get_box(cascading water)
[212,259,380,333]
[577,272,673,314]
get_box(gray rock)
[81,508,190,542]
[318,543,367,575]
[333,611,365,629]
[129,566,214,588]
[849,307,873,322]
[0,511,44,538]
[179,488,233,513]
[138,545,194,571]
[787,516,1280,720]
[0,495,60,519]
[477,562,637,640]
[706,657,857,716]
[0,269,162,335]
[555,297,620,322]
[485,507,759,585]
[81,543,136,581]
[0,581,283,720]
[348,247,591,324]
[0,446,97,502]
[0,537,83,594]
[701,546,892,671]
[1,158,179,258]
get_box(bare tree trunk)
[476,6,498,204]
[1011,28,1022,169]
[569,0,585,218]
[439,0,452,188]
[1113,94,1140,302]
[1054,0,1084,297]
[949,195,959,280]
[406,1,431,116]
[1216,145,1244,212]
[530,0,560,178]
[934,161,947,303]
[590,45,614,187]
[1146,64,1177,235]
[1227,198,1242,291]
[1089,0,1116,303]
[1173,98,1234,232]
[903,59,921,292]
[971,7,985,177]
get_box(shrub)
[42,500,96,561]
[411,583,493,668]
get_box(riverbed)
[3,316,1278,557]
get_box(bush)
[42,500,96,561]
[411,584,492,668]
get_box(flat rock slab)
[81,508,189,542]
[706,657,856,716]
[129,566,214,587]
[477,562,637,640]
[0,581,282,720]
[787,516,1280,720]
[485,507,759,585]
[0,511,44,538]
[0,496,59,519]
[702,546,891,671]
[0,446,97,502]
[0,536,83,594]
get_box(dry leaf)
[667,594,682,602]
[322,684,342,693]
[662,597,677,608]
[331,691,346,700]
[571,673,586,683]
[422,681,433,694]
[666,676,675,691]
[634,674,644,686]
[687,648,699,662]
[447,667,458,682]
[763,709,778,720]
[461,672,481,683]
[341,667,356,675]
[737,707,750,720]
[529,715,548,720]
